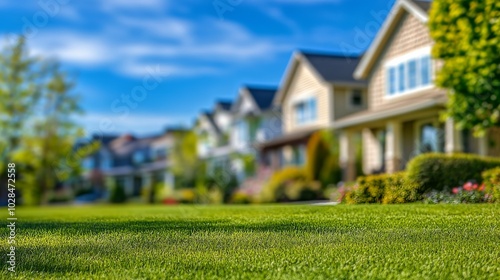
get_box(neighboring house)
[259,50,367,171]
[195,100,234,173]
[334,0,500,181]
[230,86,281,182]
[79,129,182,198]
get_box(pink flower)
[463,182,473,191]
[452,187,460,194]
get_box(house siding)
[368,13,441,110]
[283,63,330,133]
[333,86,368,120]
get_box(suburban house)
[259,51,367,171]
[79,128,182,199]
[335,0,500,181]
[195,100,234,175]
[230,86,281,183]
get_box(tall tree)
[429,0,500,135]
[0,36,90,205]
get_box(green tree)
[0,36,90,205]
[305,130,342,188]
[171,130,202,188]
[429,0,500,135]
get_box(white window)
[294,97,317,125]
[386,47,433,96]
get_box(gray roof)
[301,51,364,84]
[216,100,233,111]
[202,111,221,134]
[246,86,278,110]
[411,0,431,12]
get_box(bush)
[230,191,252,204]
[261,167,318,202]
[344,172,419,204]
[482,167,500,202]
[176,188,196,204]
[109,184,127,204]
[345,174,387,204]
[405,153,500,194]
[382,172,420,204]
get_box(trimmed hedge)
[405,153,500,194]
[482,167,500,202]
[345,172,419,204]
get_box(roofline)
[354,0,429,80]
[274,51,331,106]
[332,99,442,129]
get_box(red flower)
[463,182,473,191]
[452,187,460,194]
[472,184,479,190]
[479,184,485,192]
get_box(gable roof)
[246,86,278,111]
[232,86,278,114]
[411,0,431,12]
[201,111,221,134]
[302,52,363,84]
[274,50,365,105]
[354,0,431,79]
[215,100,233,112]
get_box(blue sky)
[0,0,395,135]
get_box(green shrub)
[345,174,387,204]
[405,153,500,194]
[482,167,500,202]
[109,184,127,204]
[345,172,419,204]
[261,167,314,202]
[306,131,341,188]
[230,191,252,204]
[383,172,420,204]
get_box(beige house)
[260,51,367,171]
[336,0,500,181]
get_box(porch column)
[479,132,489,156]
[385,121,402,173]
[165,171,175,190]
[124,176,134,196]
[340,130,356,182]
[445,118,463,154]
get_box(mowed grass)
[2,204,500,279]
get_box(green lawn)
[2,204,500,279]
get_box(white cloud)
[99,0,167,11]
[27,15,292,78]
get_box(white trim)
[354,0,429,79]
[292,95,319,127]
[384,46,434,98]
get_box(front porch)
[338,109,493,181]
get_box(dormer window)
[386,47,433,97]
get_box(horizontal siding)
[283,64,330,133]
[369,13,441,110]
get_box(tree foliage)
[0,36,89,205]
[305,130,341,188]
[429,0,500,135]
